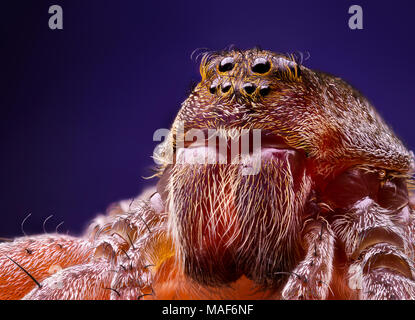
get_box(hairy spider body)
[1,48,414,300]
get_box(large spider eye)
[219,57,234,72]
[252,58,271,74]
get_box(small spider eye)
[219,57,234,72]
[221,82,232,93]
[252,58,271,74]
[274,57,301,80]
[378,170,386,179]
[259,85,270,96]
[286,61,301,78]
[242,83,256,95]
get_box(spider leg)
[0,187,168,300]
[333,197,415,300]
[0,234,93,299]
[22,260,115,300]
[281,217,335,300]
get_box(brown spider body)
[1,48,415,300]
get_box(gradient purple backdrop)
[0,0,414,238]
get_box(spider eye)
[219,57,234,72]
[252,58,271,74]
[286,61,301,78]
[274,57,301,80]
[259,85,270,96]
[221,82,232,93]
[242,83,256,95]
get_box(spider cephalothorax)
[1,48,415,300]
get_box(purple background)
[0,0,414,237]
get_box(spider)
[1,48,415,300]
